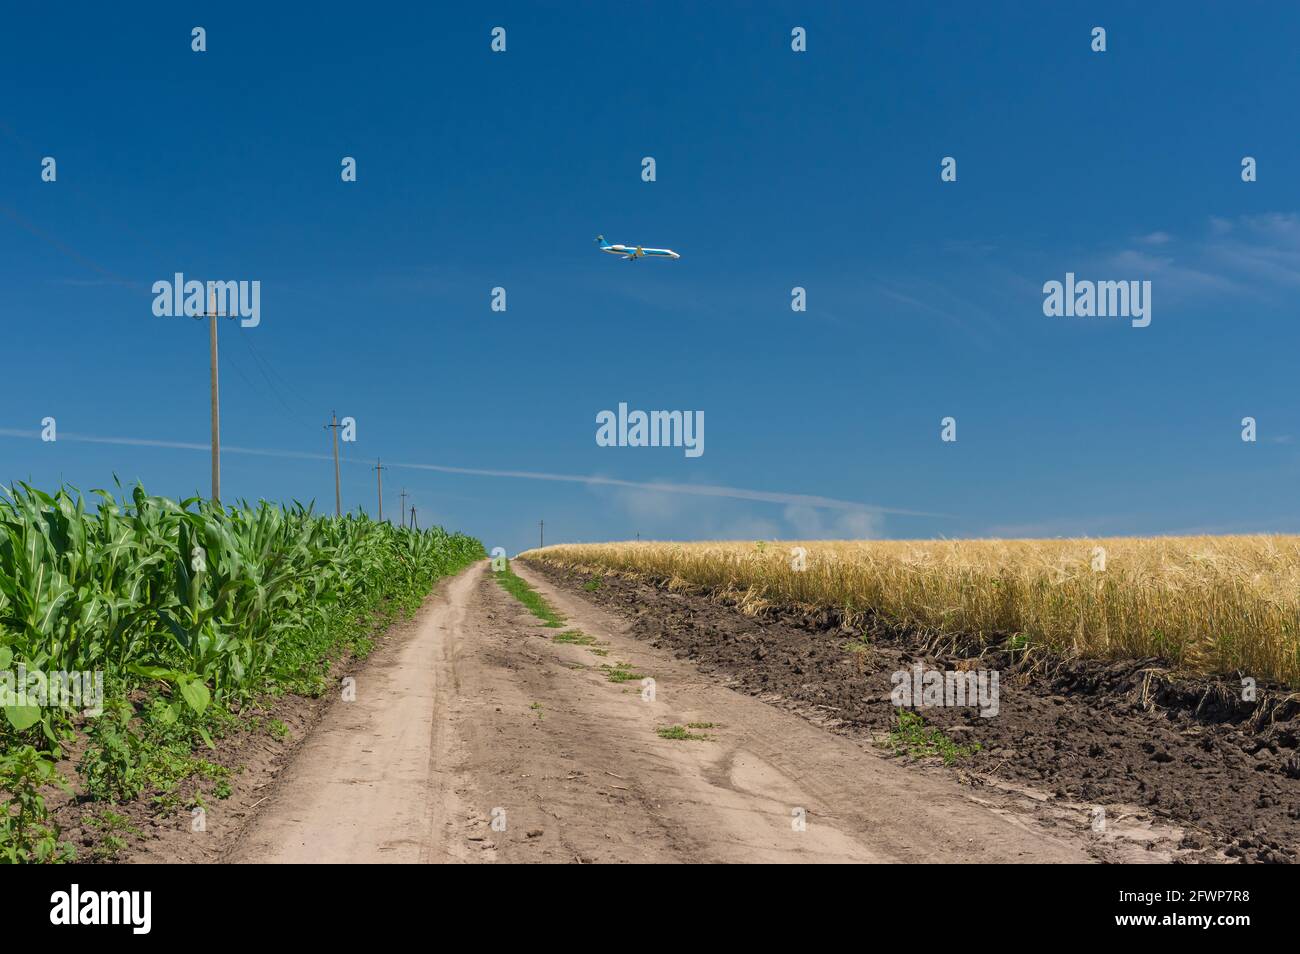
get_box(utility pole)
[324,411,342,517]
[398,489,408,529]
[539,520,544,549]
[409,506,418,530]
[372,458,387,522]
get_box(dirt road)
[228,561,1094,863]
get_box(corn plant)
[0,482,484,741]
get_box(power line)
[240,332,306,423]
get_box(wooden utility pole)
[539,520,544,549]
[324,411,342,516]
[409,506,418,530]
[208,288,221,505]
[398,489,408,529]
[372,458,387,522]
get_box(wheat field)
[523,537,1300,688]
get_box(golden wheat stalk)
[523,536,1300,688]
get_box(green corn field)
[0,482,483,861]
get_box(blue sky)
[3,1,1300,553]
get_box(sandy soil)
[220,561,1102,863]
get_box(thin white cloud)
[1136,231,1172,246]
[1101,212,1300,303]
[1104,247,1240,295]
[0,428,945,518]
[1205,214,1300,288]
[386,458,943,516]
[782,504,883,539]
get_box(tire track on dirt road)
[227,560,1095,863]
[226,566,478,863]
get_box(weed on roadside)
[0,746,76,863]
[83,809,144,861]
[495,565,566,627]
[843,638,873,674]
[553,630,597,645]
[600,662,645,684]
[657,725,710,741]
[885,710,980,765]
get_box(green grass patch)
[600,662,645,684]
[494,564,566,627]
[885,710,981,765]
[685,722,716,729]
[657,725,710,741]
[553,629,597,645]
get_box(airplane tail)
[594,234,605,245]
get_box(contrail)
[383,459,945,516]
[0,428,946,517]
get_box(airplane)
[595,235,681,261]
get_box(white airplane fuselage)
[599,242,680,260]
